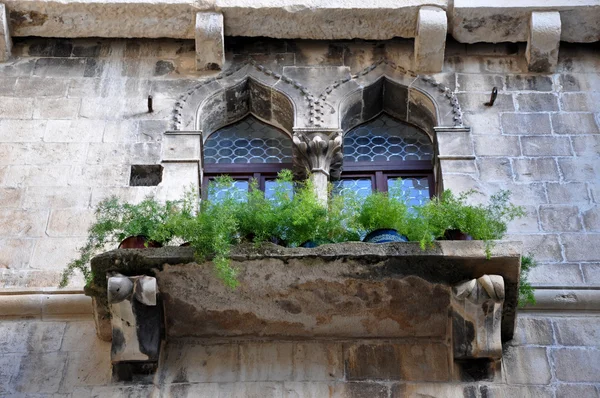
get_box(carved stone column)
[107,274,163,381]
[292,128,343,204]
[0,4,12,62]
[452,274,504,360]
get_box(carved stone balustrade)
[85,241,522,381]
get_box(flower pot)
[443,229,473,241]
[118,236,163,249]
[300,240,319,248]
[363,229,408,243]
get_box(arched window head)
[203,115,293,200]
[334,113,435,207]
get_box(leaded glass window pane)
[343,114,433,162]
[204,116,292,164]
[264,180,294,201]
[388,177,430,207]
[207,180,249,203]
[332,179,373,200]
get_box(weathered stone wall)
[1,314,599,396]
[0,37,599,395]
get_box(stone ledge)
[0,291,92,319]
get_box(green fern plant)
[519,254,537,307]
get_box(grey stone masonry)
[0,315,598,396]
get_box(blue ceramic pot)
[363,229,408,243]
[300,240,319,248]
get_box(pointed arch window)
[202,115,293,200]
[334,113,435,206]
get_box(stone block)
[480,385,554,398]
[505,234,562,263]
[539,205,582,232]
[292,342,343,381]
[340,382,389,398]
[457,93,515,114]
[463,113,501,135]
[571,136,600,156]
[436,130,474,157]
[0,143,29,165]
[512,316,554,346]
[0,321,66,353]
[86,142,161,165]
[506,75,553,92]
[521,136,572,156]
[61,320,111,352]
[503,346,551,385]
[414,6,447,73]
[70,165,130,187]
[0,238,34,269]
[456,73,504,92]
[344,342,450,382]
[0,4,11,62]
[546,182,590,204]
[393,383,477,398]
[554,318,600,346]
[506,205,539,234]
[582,264,600,284]
[195,12,224,71]
[46,208,95,237]
[0,209,48,237]
[559,73,600,92]
[528,263,584,286]
[0,119,46,142]
[162,134,201,161]
[218,382,284,398]
[22,186,92,209]
[102,120,139,143]
[526,12,561,73]
[562,234,600,262]
[240,342,294,381]
[516,93,559,112]
[60,350,111,393]
[282,382,337,398]
[14,77,69,98]
[558,158,600,182]
[28,142,88,165]
[159,341,239,383]
[0,187,22,207]
[583,206,600,231]
[161,383,220,398]
[556,384,600,398]
[477,158,512,182]
[0,354,21,395]
[13,352,68,393]
[560,92,600,112]
[33,98,81,120]
[552,113,599,135]
[473,135,520,157]
[0,96,34,119]
[501,113,552,135]
[157,162,199,200]
[32,57,87,77]
[30,237,86,270]
[554,348,600,382]
[513,158,559,183]
[4,165,73,187]
[44,119,105,142]
[440,159,477,174]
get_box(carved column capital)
[292,128,343,180]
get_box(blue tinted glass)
[208,180,249,203]
[265,180,294,201]
[332,179,373,201]
[388,177,430,208]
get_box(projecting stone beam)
[527,11,561,73]
[195,11,224,71]
[0,4,11,62]
[414,6,447,74]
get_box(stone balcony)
[86,241,522,381]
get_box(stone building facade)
[0,1,600,397]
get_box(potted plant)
[356,189,409,243]
[415,189,525,257]
[59,196,182,288]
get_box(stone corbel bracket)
[107,274,163,381]
[195,11,225,71]
[292,128,343,180]
[527,11,561,73]
[414,6,447,74]
[452,274,505,360]
[0,3,12,62]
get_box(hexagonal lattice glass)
[343,114,433,162]
[204,116,292,164]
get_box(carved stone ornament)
[452,274,505,360]
[292,129,343,180]
[107,273,163,381]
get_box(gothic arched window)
[334,113,435,206]
[202,115,293,200]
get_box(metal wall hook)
[484,87,498,107]
[148,95,154,113]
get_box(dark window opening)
[129,165,163,186]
